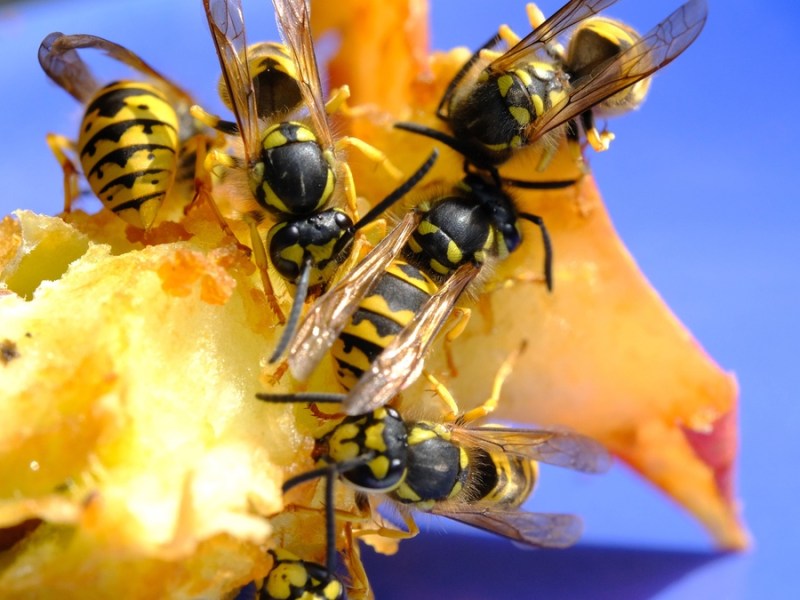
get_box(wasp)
[256,547,345,600]
[277,162,552,415]
[257,349,610,553]
[38,33,220,230]
[194,0,403,344]
[397,0,708,180]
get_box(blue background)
[0,1,796,598]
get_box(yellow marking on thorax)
[497,74,515,98]
[509,106,530,127]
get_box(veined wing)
[489,0,619,72]
[272,0,334,150]
[203,0,261,164]
[452,427,611,473]
[431,506,584,549]
[286,212,420,381]
[343,262,481,415]
[526,0,708,143]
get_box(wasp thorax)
[448,75,525,165]
[253,121,335,216]
[449,63,566,165]
[267,209,354,283]
[391,421,469,507]
[408,198,493,276]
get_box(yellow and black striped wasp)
[275,151,552,415]
[38,33,221,230]
[257,347,610,553]
[194,0,403,350]
[280,0,707,417]
[397,0,708,181]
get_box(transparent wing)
[490,0,620,72]
[343,263,481,415]
[38,32,100,104]
[203,0,261,163]
[286,212,420,381]
[40,33,193,105]
[272,0,334,150]
[452,427,611,473]
[526,0,708,142]
[431,507,584,549]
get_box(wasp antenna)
[350,148,439,235]
[394,122,489,163]
[269,256,312,364]
[519,212,554,291]
[282,455,376,493]
[323,465,336,581]
[255,392,346,403]
[502,177,577,190]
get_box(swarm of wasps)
[38,0,707,596]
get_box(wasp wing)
[38,32,101,104]
[286,212,420,381]
[42,33,193,104]
[203,0,261,164]
[343,262,481,415]
[431,506,584,549]
[490,0,620,72]
[272,0,334,151]
[525,0,708,143]
[452,427,611,474]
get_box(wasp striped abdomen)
[468,448,537,508]
[332,261,439,391]
[78,81,179,229]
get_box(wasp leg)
[352,507,420,542]
[455,341,526,426]
[442,306,471,377]
[46,133,80,214]
[326,83,400,183]
[331,222,383,289]
[244,214,287,324]
[339,159,361,220]
[189,104,240,136]
[525,3,566,58]
[497,24,521,46]
[423,371,461,421]
[184,134,245,246]
[201,148,286,322]
[341,522,372,600]
[324,84,351,116]
[483,270,546,294]
[266,360,290,386]
[582,109,615,153]
[335,136,402,182]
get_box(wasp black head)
[318,407,408,493]
[268,209,354,284]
